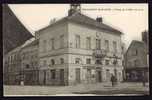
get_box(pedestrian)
[114,75,117,86]
[111,74,115,87]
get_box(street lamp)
[93,49,107,65]
[113,54,118,76]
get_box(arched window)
[60,58,64,64]
[51,59,55,65]
[26,64,29,68]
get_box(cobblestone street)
[4,82,149,96]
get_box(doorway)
[75,68,81,83]
[97,70,102,82]
[106,69,110,82]
[60,69,64,85]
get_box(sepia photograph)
[3,3,149,96]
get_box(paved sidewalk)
[4,82,149,96]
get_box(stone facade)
[36,6,124,86]
[4,4,124,86]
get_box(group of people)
[110,73,147,87]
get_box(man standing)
[111,74,115,87]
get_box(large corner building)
[35,4,124,85]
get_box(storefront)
[125,67,148,82]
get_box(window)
[14,54,16,60]
[135,49,138,56]
[113,59,118,65]
[75,35,80,48]
[114,69,117,76]
[128,62,131,67]
[11,55,14,62]
[132,49,138,56]
[86,37,91,49]
[60,35,64,48]
[95,59,102,64]
[75,58,81,64]
[43,60,47,66]
[105,60,110,65]
[96,39,101,49]
[26,64,29,68]
[86,58,91,64]
[51,59,55,65]
[105,40,109,51]
[7,57,9,62]
[5,61,7,65]
[121,46,124,54]
[106,69,109,72]
[43,40,47,52]
[122,60,124,66]
[60,58,64,64]
[113,41,117,53]
[50,38,55,50]
[35,62,37,66]
[134,59,139,67]
[10,56,12,63]
[50,69,56,79]
[31,55,33,59]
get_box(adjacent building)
[36,4,124,86]
[3,46,22,85]
[20,39,39,85]
[142,31,149,68]
[3,38,39,85]
[124,40,148,82]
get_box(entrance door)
[106,69,110,82]
[75,68,81,83]
[97,71,102,82]
[43,70,46,85]
[25,71,33,85]
[87,69,91,83]
[60,69,64,85]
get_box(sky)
[8,4,148,48]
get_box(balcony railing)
[92,49,107,58]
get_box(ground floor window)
[50,69,56,79]
[95,59,102,64]
[86,58,91,64]
[75,58,81,64]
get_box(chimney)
[50,18,56,24]
[96,17,103,23]
[68,9,76,16]
[68,4,81,16]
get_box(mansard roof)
[37,12,122,35]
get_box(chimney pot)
[96,17,103,23]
